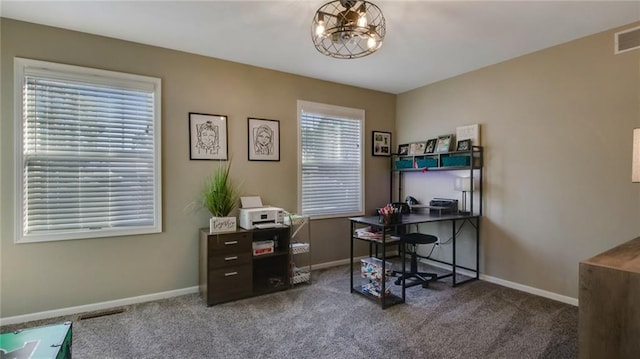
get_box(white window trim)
[14,58,162,243]
[297,100,365,220]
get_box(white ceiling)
[2,1,639,94]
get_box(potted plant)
[202,161,239,233]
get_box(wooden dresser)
[578,236,640,358]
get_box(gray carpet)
[1,264,577,358]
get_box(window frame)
[297,100,365,219]
[14,58,162,243]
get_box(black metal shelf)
[352,285,404,307]
[390,145,483,216]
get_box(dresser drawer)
[208,252,252,269]
[207,232,251,254]
[207,265,252,304]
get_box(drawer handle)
[224,241,238,245]
[224,271,238,277]
[224,256,238,261]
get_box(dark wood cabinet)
[578,236,640,358]
[199,227,290,306]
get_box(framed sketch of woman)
[248,118,280,161]
[189,112,228,160]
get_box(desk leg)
[381,226,387,309]
[475,218,480,280]
[350,221,354,293]
[452,220,457,287]
[401,238,406,302]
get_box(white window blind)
[15,58,162,243]
[298,101,364,218]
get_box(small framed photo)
[425,138,437,154]
[248,118,280,161]
[372,131,391,156]
[189,112,228,160]
[398,144,409,156]
[409,142,427,155]
[435,134,454,153]
[456,139,471,152]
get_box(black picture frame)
[189,112,228,160]
[248,118,280,161]
[372,131,391,156]
[425,138,437,154]
[456,139,472,152]
[398,144,409,156]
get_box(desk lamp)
[454,177,472,215]
[633,128,639,183]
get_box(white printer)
[238,196,285,230]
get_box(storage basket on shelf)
[394,159,414,170]
[442,156,470,167]
[416,158,438,168]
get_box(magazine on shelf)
[354,226,400,243]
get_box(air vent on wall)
[615,26,640,54]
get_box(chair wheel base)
[393,272,438,288]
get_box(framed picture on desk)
[435,134,453,153]
[425,138,437,153]
[409,141,427,155]
[398,144,409,155]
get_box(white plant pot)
[210,217,237,234]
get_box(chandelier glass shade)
[311,0,386,59]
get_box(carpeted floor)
[1,264,578,358]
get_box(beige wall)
[397,22,640,299]
[0,19,395,318]
[3,17,639,319]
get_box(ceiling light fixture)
[311,0,386,59]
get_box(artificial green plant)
[201,161,239,217]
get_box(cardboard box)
[252,240,274,256]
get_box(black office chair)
[394,233,438,288]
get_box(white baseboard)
[419,258,578,306]
[2,257,364,326]
[480,274,578,306]
[311,255,370,270]
[0,286,199,326]
[2,256,578,326]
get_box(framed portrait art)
[248,118,280,161]
[189,112,228,160]
[372,131,391,156]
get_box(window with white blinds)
[297,100,364,218]
[14,58,162,243]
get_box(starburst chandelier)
[311,0,386,59]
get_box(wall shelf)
[391,146,484,215]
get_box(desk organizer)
[379,212,402,225]
[361,257,392,298]
[442,156,470,167]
